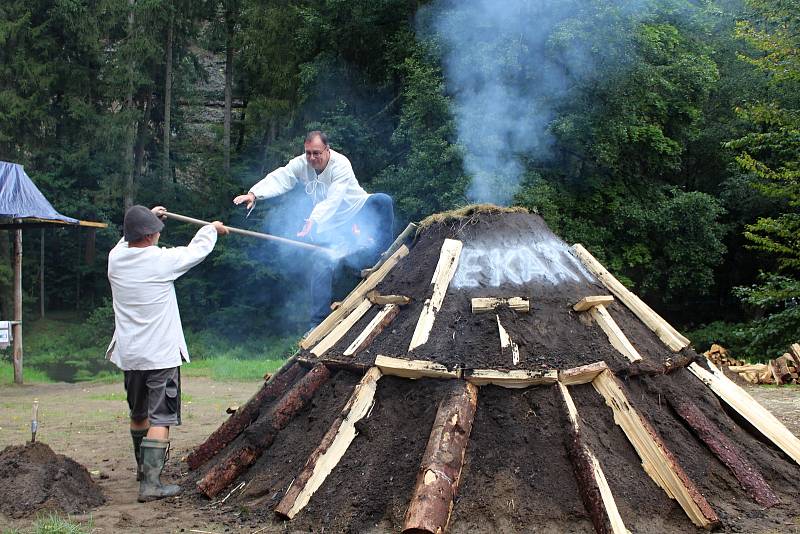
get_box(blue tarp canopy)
[0,161,78,224]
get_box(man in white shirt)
[107,205,228,502]
[233,131,394,330]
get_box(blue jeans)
[309,193,394,329]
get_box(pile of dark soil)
[188,209,800,533]
[0,442,105,518]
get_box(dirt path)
[0,376,264,533]
[1,377,799,533]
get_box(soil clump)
[0,441,105,518]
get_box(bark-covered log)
[402,380,478,534]
[187,361,305,470]
[197,364,331,498]
[558,383,628,534]
[669,397,780,508]
[275,367,382,519]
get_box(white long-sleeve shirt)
[249,149,369,234]
[106,225,218,371]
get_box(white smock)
[248,149,369,234]
[106,225,218,371]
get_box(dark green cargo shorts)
[123,366,181,427]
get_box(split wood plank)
[471,297,530,314]
[275,367,382,519]
[366,290,411,306]
[403,380,479,534]
[375,355,460,380]
[591,369,719,529]
[496,314,520,365]
[590,305,642,363]
[343,304,400,357]
[197,364,331,498]
[186,361,305,470]
[572,244,689,352]
[558,383,630,534]
[558,361,609,386]
[727,364,768,373]
[464,368,557,388]
[668,396,779,508]
[311,299,373,357]
[408,239,463,352]
[301,245,409,350]
[688,360,800,466]
[573,295,615,312]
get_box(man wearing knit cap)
[106,205,228,502]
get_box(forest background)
[0,0,798,382]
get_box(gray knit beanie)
[123,205,164,242]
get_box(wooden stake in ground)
[344,304,401,357]
[558,383,630,534]
[301,245,410,350]
[403,380,479,534]
[275,367,382,519]
[667,396,779,508]
[496,314,520,365]
[688,360,800,466]
[572,297,642,363]
[187,360,306,470]
[572,245,689,352]
[408,239,463,351]
[197,364,331,498]
[591,370,719,529]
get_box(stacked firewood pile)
[708,343,800,385]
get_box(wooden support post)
[408,239,462,351]
[374,355,460,380]
[311,299,373,357]
[12,229,22,385]
[688,360,800,466]
[558,361,609,386]
[496,315,520,365]
[197,364,331,498]
[275,367,382,519]
[403,380,478,534]
[668,397,779,508]
[558,383,630,534]
[301,245,409,350]
[573,297,642,363]
[186,361,306,470]
[471,297,530,314]
[590,305,643,363]
[463,368,557,388]
[343,304,401,357]
[592,370,719,529]
[572,245,689,352]
[572,295,615,312]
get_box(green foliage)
[0,512,93,534]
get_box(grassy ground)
[1,513,93,534]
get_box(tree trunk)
[13,229,22,385]
[123,0,136,210]
[223,8,234,178]
[163,9,174,192]
[403,380,478,534]
[197,364,331,498]
[39,229,44,318]
[186,361,306,470]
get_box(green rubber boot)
[130,428,148,481]
[137,438,183,502]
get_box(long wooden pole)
[13,229,23,384]
[162,211,331,253]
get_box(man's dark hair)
[305,130,328,146]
